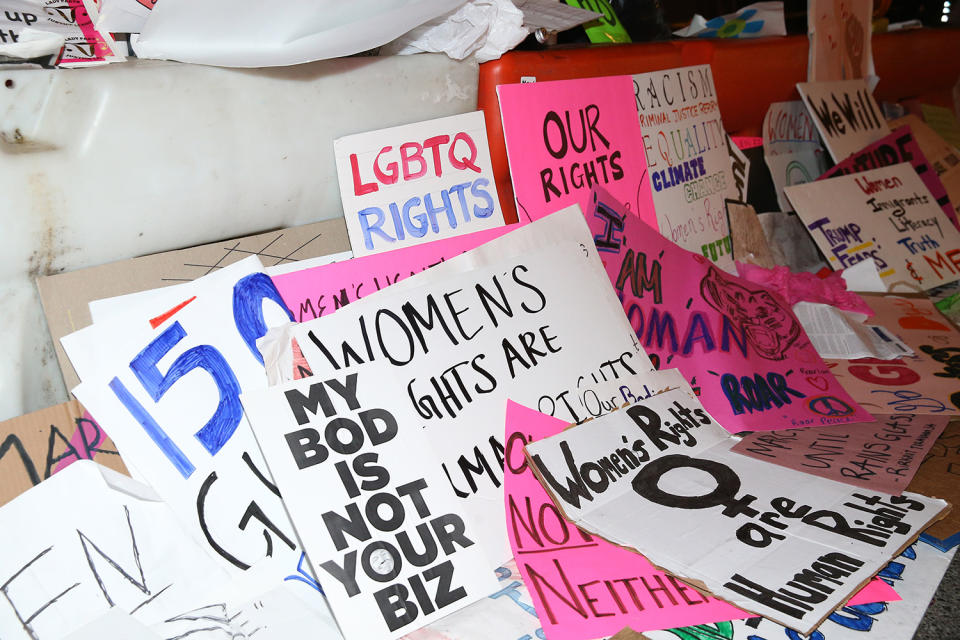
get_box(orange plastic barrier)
[479,29,960,223]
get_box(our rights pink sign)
[497,76,656,228]
[584,186,874,432]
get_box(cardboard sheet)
[726,201,776,268]
[241,370,497,640]
[37,219,350,392]
[0,399,126,507]
[797,80,890,162]
[732,413,950,495]
[263,206,656,564]
[505,399,748,638]
[525,394,947,635]
[632,65,735,268]
[786,163,960,291]
[334,111,505,256]
[586,186,873,432]
[819,126,960,230]
[807,0,874,83]
[906,420,960,548]
[824,294,960,416]
[497,76,654,230]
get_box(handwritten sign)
[0,400,126,507]
[819,126,960,230]
[0,461,234,638]
[263,206,654,563]
[241,370,496,640]
[526,395,947,635]
[497,76,655,228]
[586,186,873,432]
[797,80,890,163]
[633,65,735,268]
[335,111,505,256]
[505,398,747,638]
[787,163,960,291]
[63,258,327,605]
[908,421,960,548]
[732,414,950,494]
[272,225,513,323]
[825,294,960,416]
[890,114,960,229]
[807,0,874,83]
[762,101,828,211]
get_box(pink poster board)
[271,225,514,321]
[584,186,874,432]
[497,76,656,228]
[504,401,748,637]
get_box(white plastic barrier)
[0,54,478,421]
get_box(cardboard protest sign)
[907,421,960,548]
[807,0,874,83]
[263,206,655,563]
[241,370,496,640]
[797,80,890,163]
[646,537,953,640]
[921,104,960,150]
[37,219,350,392]
[823,295,960,416]
[787,163,960,291]
[726,201,776,268]
[504,398,747,638]
[63,258,330,608]
[272,225,513,323]
[732,414,950,495]
[632,65,735,267]
[890,114,960,229]
[586,186,873,432]
[497,76,655,229]
[525,396,947,635]
[0,399,126,507]
[762,101,829,211]
[334,111,505,256]
[819,126,960,230]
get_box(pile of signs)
[4,26,960,640]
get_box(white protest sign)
[762,101,829,211]
[525,391,948,635]
[335,111,505,257]
[785,162,960,291]
[62,258,330,608]
[797,80,891,163]
[0,461,228,639]
[242,369,497,640]
[265,206,655,563]
[633,64,736,268]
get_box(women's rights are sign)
[335,111,506,257]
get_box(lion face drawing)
[700,266,800,361]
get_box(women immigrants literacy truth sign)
[241,370,497,640]
[334,111,506,257]
[786,162,960,291]
[524,391,949,635]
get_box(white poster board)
[335,111,505,257]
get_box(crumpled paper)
[736,262,875,317]
[381,0,527,63]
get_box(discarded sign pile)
[6,34,960,640]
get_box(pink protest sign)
[271,225,514,322]
[819,126,960,230]
[585,186,875,432]
[732,413,951,495]
[504,401,748,637]
[497,76,656,228]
